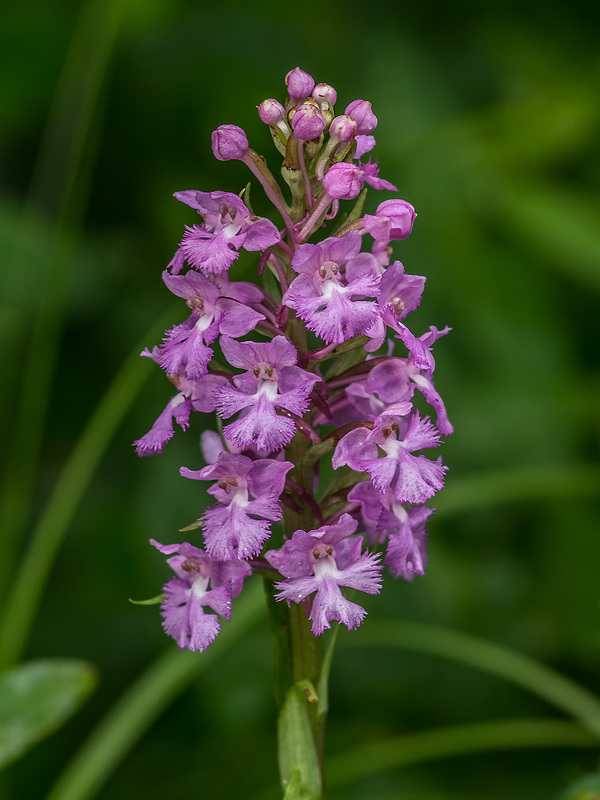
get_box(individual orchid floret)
[181,453,293,561]
[394,324,452,373]
[364,199,417,242]
[265,513,382,635]
[290,102,327,141]
[174,190,281,274]
[345,99,378,134]
[133,351,228,456]
[364,260,426,351]
[348,482,433,580]
[282,231,381,345]
[322,160,397,200]
[332,405,447,504]
[215,335,321,453]
[355,135,376,159]
[150,539,251,652]
[285,67,315,102]
[211,124,250,162]
[157,270,265,379]
[322,163,365,200]
[365,354,454,436]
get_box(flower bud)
[329,115,357,143]
[322,162,364,200]
[258,98,285,126]
[291,103,327,141]
[363,199,417,241]
[345,99,378,134]
[313,83,337,106]
[285,67,315,101]
[211,124,249,161]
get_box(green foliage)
[0,660,96,770]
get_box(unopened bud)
[313,83,337,107]
[258,98,285,126]
[329,115,357,143]
[363,198,417,241]
[291,103,327,141]
[211,124,249,161]
[285,67,315,101]
[345,99,378,134]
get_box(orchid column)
[134,66,453,799]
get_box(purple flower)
[365,354,453,436]
[332,406,446,504]
[348,482,433,579]
[364,260,426,352]
[363,199,417,242]
[265,513,382,635]
[282,231,381,345]
[133,354,228,456]
[151,539,251,652]
[173,190,281,274]
[215,336,320,453]
[181,453,293,560]
[156,270,265,379]
[322,163,365,200]
[322,160,396,199]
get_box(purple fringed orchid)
[133,350,228,456]
[333,405,447,504]
[150,539,251,652]
[172,190,281,274]
[348,481,433,580]
[365,353,454,436]
[283,231,381,345]
[365,260,426,352]
[265,513,383,635]
[156,270,265,379]
[181,453,294,560]
[215,335,320,453]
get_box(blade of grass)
[435,463,600,519]
[349,620,600,739]
[0,306,175,669]
[44,578,265,800]
[327,718,598,789]
[0,0,124,606]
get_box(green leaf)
[557,772,600,800]
[0,659,97,769]
[327,719,597,790]
[178,518,201,532]
[278,685,322,800]
[128,595,163,606]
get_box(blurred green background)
[1,0,599,798]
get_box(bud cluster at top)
[134,66,453,653]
